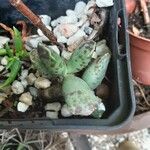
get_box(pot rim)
[127,30,150,42]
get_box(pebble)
[84,0,96,15]
[1,56,8,65]
[45,102,61,112]
[19,92,32,106]
[29,87,38,98]
[46,111,58,119]
[92,51,98,59]
[53,26,62,38]
[66,9,76,16]
[67,29,86,46]
[17,102,29,112]
[51,19,59,27]
[74,1,86,18]
[96,0,114,8]
[84,26,93,35]
[57,36,68,43]
[26,73,37,85]
[25,35,43,48]
[21,79,28,88]
[48,45,60,55]
[39,15,51,25]
[66,9,78,23]
[61,104,72,117]
[0,65,4,72]
[20,69,28,80]
[35,71,40,78]
[0,93,7,104]
[11,80,24,95]
[75,15,88,27]
[61,50,72,60]
[57,24,78,38]
[37,26,52,37]
[58,16,77,24]
[34,77,51,89]
[0,36,10,48]
[96,83,110,99]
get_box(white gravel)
[88,129,150,150]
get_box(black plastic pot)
[0,0,135,132]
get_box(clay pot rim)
[127,30,150,42]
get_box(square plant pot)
[0,0,135,132]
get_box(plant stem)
[0,23,14,37]
[9,0,57,45]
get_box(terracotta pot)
[129,31,150,85]
[125,0,137,15]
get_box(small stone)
[0,36,10,48]
[84,1,96,15]
[34,77,51,89]
[96,0,114,7]
[48,45,60,55]
[21,79,28,88]
[45,102,61,112]
[19,92,32,106]
[61,50,72,60]
[25,35,43,48]
[20,69,28,80]
[74,1,86,18]
[92,51,97,59]
[35,71,40,78]
[0,65,4,72]
[1,56,8,65]
[57,36,68,43]
[66,9,78,23]
[37,26,52,36]
[96,83,110,99]
[57,24,78,38]
[17,102,29,112]
[84,26,93,35]
[67,39,84,52]
[39,15,51,25]
[26,73,37,85]
[67,29,86,46]
[61,104,72,117]
[118,140,140,150]
[11,80,24,95]
[58,16,77,24]
[75,15,88,27]
[51,19,59,27]
[53,26,62,38]
[0,93,7,104]
[46,111,58,119]
[29,87,38,98]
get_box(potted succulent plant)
[125,0,150,85]
[0,0,113,120]
[119,0,150,133]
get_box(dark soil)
[128,4,150,39]
[134,81,150,115]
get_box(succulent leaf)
[66,41,96,74]
[82,52,111,90]
[30,43,67,77]
[62,75,103,116]
[30,49,49,76]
